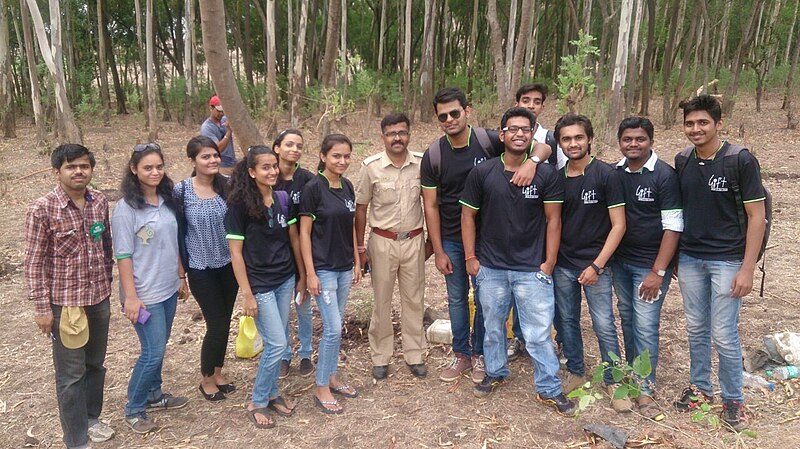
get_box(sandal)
[217,383,236,394]
[247,407,275,429]
[314,396,343,415]
[331,385,358,398]
[199,384,226,402]
[268,395,296,417]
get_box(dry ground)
[1,96,799,449]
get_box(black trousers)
[187,263,239,377]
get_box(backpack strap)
[274,190,290,217]
[472,127,493,159]
[426,138,443,179]
[545,130,559,165]
[721,143,747,236]
[673,146,694,176]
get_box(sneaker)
[298,358,314,377]
[674,385,713,412]
[125,412,156,434]
[607,384,634,413]
[439,354,472,382]
[146,393,189,411]
[721,400,748,432]
[473,376,505,398]
[471,355,486,384]
[88,421,115,442]
[637,394,663,420]
[536,393,578,417]
[556,342,567,364]
[562,372,588,394]
[279,360,290,379]
[507,338,525,362]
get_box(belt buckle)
[396,231,410,241]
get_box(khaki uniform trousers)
[367,232,426,366]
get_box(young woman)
[299,134,362,414]
[112,143,189,434]
[175,136,238,402]
[225,146,305,429]
[273,129,315,378]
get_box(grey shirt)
[111,196,181,305]
[200,117,237,167]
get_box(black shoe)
[721,400,747,432]
[298,358,315,377]
[473,376,505,398]
[372,365,389,380]
[673,385,713,412]
[407,363,428,378]
[536,393,578,417]
[198,384,225,402]
[278,360,290,379]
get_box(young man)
[459,107,577,416]
[611,117,683,418]
[200,95,237,175]
[673,95,766,431]
[552,114,630,412]
[24,144,115,449]
[355,112,427,380]
[421,87,551,384]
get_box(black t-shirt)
[420,127,503,242]
[224,198,295,293]
[558,157,626,270]
[677,145,766,260]
[615,158,682,267]
[276,166,315,207]
[299,174,356,271]
[461,157,564,271]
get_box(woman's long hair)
[228,145,278,221]
[317,133,353,172]
[186,135,229,198]
[121,143,177,212]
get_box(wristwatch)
[590,263,605,275]
[653,268,667,277]
[531,155,542,164]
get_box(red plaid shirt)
[24,184,114,316]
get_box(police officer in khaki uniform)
[355,112,427,380]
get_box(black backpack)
[426,126,493,178]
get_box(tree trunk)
[319,0,341,87]
[418,0,438,122]
[582,0,593,33]
[183,0,193,125]
[339,0,347,88]
[509,0,533,105]
[714,0,733,78]
[504,0,518,95]
[786,9,800,128]
[624,0,643,112]
[402,0,411,111]
[266,0,277,113]
[62,0,78,106]
[19,0,44,142]
[102,4,127,114]
[466,0,479,94]
[26,0,82,144]
[486,0,508,107]
[134,0,149,125]
[146,0,158,141]
[785,0,799,66]
[638,0,655,114]
[376,0,386,115]
[96,0,111,125]
[523,1,537,80]
[290,0,309,128]
[606,0,634,147]
[199,0,265,151]
[660,0,681,128]
[723,0,766,117]
[0,0,15,138]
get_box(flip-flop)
[247,407,275,429]
[268,395,296,417]
[217,383,236,394]
[314,396,343,415]
[199,384,226,402]
[330,385,358,398]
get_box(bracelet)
[465,255,477,262]
[180,276,186,279]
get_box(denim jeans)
[283,292,313,361]
[442,239,483,357]
[611,262,672,395]
[478,266,563,397]
[51,298,110,448]
[553,266,620,384]
[678,253,744,402]
[511,293,564,346]
[125,292,178,417]
[314,270,353,386]
[251,276,294,407]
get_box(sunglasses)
[437,109,463,123]
[133,143,162,153]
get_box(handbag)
[235,316,263,358]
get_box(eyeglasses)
[437,109,462,123]
[501,126,533,135]
[383,130,410,138]
[133,143,161,153]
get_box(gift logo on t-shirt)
[708,174,729,192]
[522,185,539,199]
[345,199,356,212]
[581,189,598,204]
[292,191,301,204]
[635,185,654,202]
[277,213,288,228]
[474,156,487,166]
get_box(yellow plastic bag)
[235,316,263,358]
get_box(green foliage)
[567,349,654,416]
[555,31,599,114]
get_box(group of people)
[24,86,765,448]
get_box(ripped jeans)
[314,269,353,386]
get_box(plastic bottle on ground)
[767,365,800,380]
[742,371,775,391]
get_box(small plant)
[567,349,652,415]
[555,31,599,114]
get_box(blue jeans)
[251,276,294,407]
[511,293,564,346]
[478,266,563,397]
[442,239,483,357]
[282,291,313,361]
[678,253,744,402]
[125,293,178,417]
[553,266,620,385]
[314,270,353,386]
[611,262,672,395]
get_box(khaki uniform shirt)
[355,151,424,232]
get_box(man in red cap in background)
[201,95,237,175]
